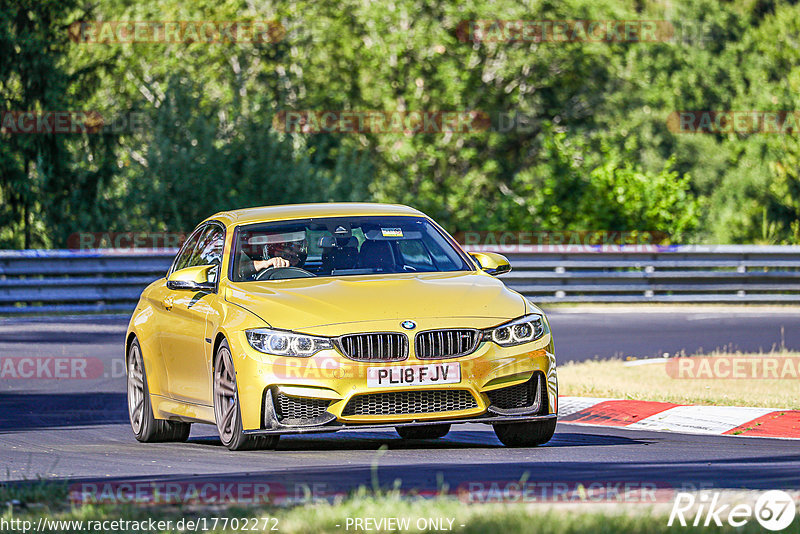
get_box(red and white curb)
[558,397,800,439]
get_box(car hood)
[224,271,526,333]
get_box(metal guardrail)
[0,249,176,315]
[466,244,800,303]
[1,245,799,315]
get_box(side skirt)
[151,394,215,425]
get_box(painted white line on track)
[557,397,608,417]
[626,405,775,434]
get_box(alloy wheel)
[214,346,239,445]
[127,343,145,434]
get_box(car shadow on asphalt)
[0,392,642,452]
[186,430,644,450]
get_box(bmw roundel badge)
[401,320,416,330]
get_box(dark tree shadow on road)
[0,392,128,432]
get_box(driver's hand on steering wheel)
[254,257,290,271]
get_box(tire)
[127,338,191,443]
[214,340,279,451]
[396,424,451,439]
[493,418,557,447]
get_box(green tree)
[3,0,800,246]
[0,0,120,248]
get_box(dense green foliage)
[1,0,799,247]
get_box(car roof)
[205,202,426,228]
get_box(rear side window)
[171,224,225,282]
[188,225,224,282]
[190,226,224,266]
[172,227,204,273]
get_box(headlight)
[485,314,547,347]
[246,328,332,357]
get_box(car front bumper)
[231,331,558,432]
[243,413,558,436]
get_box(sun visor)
[247,231,306,245]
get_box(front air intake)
[486,372,548,412]
[273,393,331,425]
[341,389,477,416]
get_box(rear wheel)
[493,418,556,447]
[214,340,279,451]
[396,424,451,439]
[127,338,191,443]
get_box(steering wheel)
[254,266,315,281]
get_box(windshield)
[230,216,472,281]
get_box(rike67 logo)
[669,490,796,531]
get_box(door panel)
[160,290,215,405]
[137,280,174,398]
[158,222,226,406]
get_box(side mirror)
[470,252,511,276]
[166,265,216,291]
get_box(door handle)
[163,295,174,311]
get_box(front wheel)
[127,338,191,443]
[493,418,556,447]
[214,340,279,451]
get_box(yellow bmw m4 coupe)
[126,203,558,450]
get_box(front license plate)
[366,362,461,388]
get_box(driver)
[253,231,308,271]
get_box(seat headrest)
[358,240,394,270]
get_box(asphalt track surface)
[1,308,799,496]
